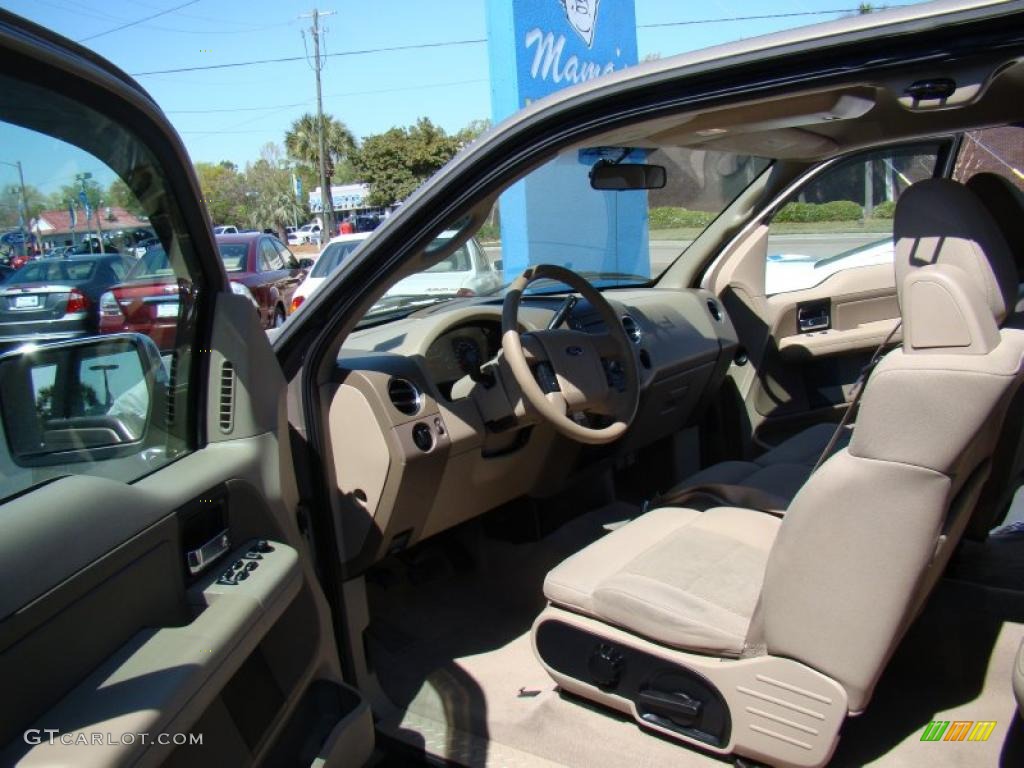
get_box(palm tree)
[284,113,356,180]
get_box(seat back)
[964,172,1024,536]
[759,179,1024,712]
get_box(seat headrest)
[901,263,1000,355]
[966,172,1024,282]
[894,178,1017,325]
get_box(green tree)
[351,117,464,207]
[284,113,357,186]
[194,161,247,226]
[106,178,146,217]
[0,183,46,228]
[47,179,102,215]
[240,144,308,237]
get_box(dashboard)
[325,288,739,574]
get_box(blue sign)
[486,0,647,280]
[67,200,77,228]
[78,190,91,219]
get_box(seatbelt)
[810,319,903,474]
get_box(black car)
[0,254,131,348]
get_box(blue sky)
[4,0,922,186]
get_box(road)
[483,232,888,276]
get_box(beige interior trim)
[533,606,848,768]
[778,319,902,361]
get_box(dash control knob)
[588,643,625,688]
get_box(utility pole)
[1,160,30,257]
[301,8,336,240]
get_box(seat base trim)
[532,605,848,768]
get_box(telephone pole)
[301,9,336,239]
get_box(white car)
[288,231,502,313]
[212,225,237,235]
[287,222,321,246]
[765,237,894,294]
[289,233,368,313]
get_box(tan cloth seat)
[545,506,780,655]
[539,179,1024,723]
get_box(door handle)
[797,303,830,333]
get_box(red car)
[99,234,305,350]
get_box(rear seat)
[677,422,849,506]
[674,176,1021,511]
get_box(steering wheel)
[501,264,640,445]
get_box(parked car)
[287,222,321,245]
[100,234,304,347]
[765,237,895,294]
[289,233,368,313]
[0,254,130,349]
[215,233,305,327]
[212,225,238,235]
[381,234,500,302]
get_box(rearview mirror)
[589,161,667,190]
[0,334,166,466]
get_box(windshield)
[8,259,98,283]
[218,243,249,272]
[312,241,361,277]
[360,146,769,323]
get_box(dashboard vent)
[218,360,235,433]
[388,377,422,416]
[621,315,642,345]
[707,299,723,322]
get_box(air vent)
[707,299,722,322]
[388,377,422,416]
[621,315,642,345]
[218,360,235,433]
[166,350,178,427]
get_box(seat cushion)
[544,506,781,655]
[675,422,851,506]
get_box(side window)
[765,143,944,295]
[260,239,284,271]
[0,74,206,500]
[273,239,299,270]
[954,125,1024,186]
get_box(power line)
[126,8,898,77]
[637,7,906,29]
[78,0,202,43]
[129,38,487,76]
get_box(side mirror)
[589,160,667,190]
[493,259,503,272]
[298,257,315,270]
[0,333,166,466]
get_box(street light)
[0,159,31,258]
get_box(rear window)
[127,248,172,279]
[219,243,249,272]
[9,260,97,283]
[424,245,471,274]
[311,242,359,277]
